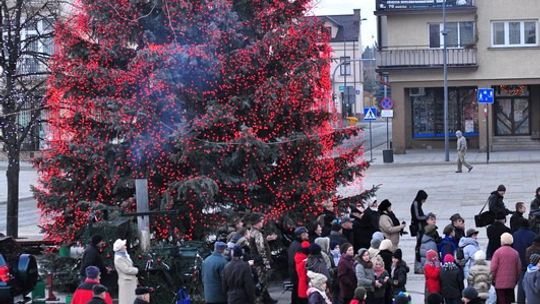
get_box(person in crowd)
[419,224,438,268]
[202,241,228,304]
[461,287,484,304]
[355,248,375,298]
[394,292,412,304]
[530,186,540,213]
[440,254,464,304]
[390,249,408,297]
[526,235,540,266]
[455,130,473,173]
[338,243,357,304]
[306,271,332,304]
[341,216,355,246]
[80,235,107,280]
[329,221,349,248]
[449,213,465,246]
[523,253,540,304]
[512,217,536,304]
[314,237,333,270]
[486,211,511,260]
[222,245,256,304]
[457,228,481,280]
[249,213,278,304]
[410,190,429,273]
[330,241,341,271]
[488,185,512,217]
[467,250,491,302]
[296,241,311,304]
[426,213,442,243]
[370,255,390,304]
[426,293,443,304]
[134,287,153,304]
[72,266,113,304]
[368,232,385,259]
[113,239,138,304]
[320,200,337,237]
[378,240,393,272]
[226,215,245,243]
[350,286,367,304]
[308,222,324,243]
[306,243,330,280]
[424,249,441,303]
[87,284,109,304]
[289,226,309,304]
[364,196,381,235]
[510,202,527,233]
[378,199,406,251]
[491,232,521,304]
[439,224,457,259]
[351,201,376,252]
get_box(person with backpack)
[467,250,492,302]
[439,254,464,304]
[457,228,481,281]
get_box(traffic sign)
[478,88,494,104]
[380,97,394,110]
[339,85,345,92]
[363,107,378,121]
[381,109,394,118]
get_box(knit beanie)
[393,249,403,260]
[500,232,513,246]
[379,239,393,251]
[307,271,327,290]
[85,266,100,279]
[473,250,486,261]
[424,224,437,237]
[394,291,412,304]
[370,238,382,249]
[462,287,479,300]
[372,231,385,242]
[530,253,540,265]
[443,254,455,264]
[232,245,243,258]
[427,293,443,304]
[353,286,367,300]
[309,243,322,255]
[426,249,439,262]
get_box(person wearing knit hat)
[86,284,110,304]
[491,231,521,304]
[426,293,443,304]
[295,241,311,302]
[306,271,331,304]
[337,243,357,304]
[222,245,256,303]
[467,250,491,301]
[79,235,106,279]
[488,184,511,220]
[523,253,540,303]
[486,210,511,260]
[461,287,483,304]
[72,266,113,304]
[378,199,406,251]
[349,286,367,304]
[391,249,408,297]
[288,226,310,304]
[440,254,464,304]
[424,249,441,300]
[202,240,228,304]
[305,243,330,281]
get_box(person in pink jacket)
[490,232,521,304]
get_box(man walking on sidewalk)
[455,130,473,173]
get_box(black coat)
[379,250,393,274]
[87,297,107,304]
[222,258,256,304]
[351,212,375,252]
[80,244,106,276]
[486,222,511,260]
[329,231,348,248]
[322,209,336,237]
[288,240,301,281]
[510,212,525,233]
[133,299,149,304]
[488,191,511,216]
[440,263,464,300]
[391,260,409,296]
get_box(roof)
[317,14,360,43]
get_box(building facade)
[376,0,540,153]
[318,9,364,118]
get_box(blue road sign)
[363,107,378,121]
[380,97,394,110]
[478,88,494,104]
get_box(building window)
[429,22,475,48]
[411,87,478,138]
[491,20,538,47]
[340,56,351,76]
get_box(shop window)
[411,87,478,138]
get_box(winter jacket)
[490,245,521,289]
[512,228,536,270]
[222,258,256,304]
[80,244,107,277]
[295,251,309,299]
[486,221,511,260]
[438,236,457,259]
[86,297,107,304]
[306,254,331,280]
[531,194,540,213]
[488,191,511,215]
[202,251,228,303]
[419,234,438,266]
[371,270,389,299]
[457,236,481,275]
[307,287,330,304]
[378,213,402,249]
[453,226,465,246]
[321,209,336,237]
[439,262,464,300]
[391,260,408,296]
[355,261,375,291]
[378,249,393,274]
[114,252,138,304]
[424,263,441,294]
[526,243,540,267]
[329,231,348,248]
[467,259,492,300]
[338,255,357,300]
[510,212,525,233]
[71,279,113,304]
[410,200,427,233]
[288,240,301,282]
[523,264,540,303]
[351,211,376,252]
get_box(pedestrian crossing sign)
[363,107,378,121]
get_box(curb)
[0,196,34,205]
[370,159,540,167]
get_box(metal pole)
[485,104,490,163]
[443,0,450,161]
[384,74,389,149]
[135,179,151,252]
[369,121,373,162]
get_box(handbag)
[474,200,494,227]
[409,224,418,237]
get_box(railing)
[377,47,477,69]
[376,0,475,11]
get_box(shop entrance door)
[494,97,530,135]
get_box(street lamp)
[443,0,449,161]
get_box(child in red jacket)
[349,286,367,304]
[295,241,311,304]
[424,249,441,301]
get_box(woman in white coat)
[113,239,138,304]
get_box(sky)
[312,0,377,48]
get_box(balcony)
[375,0,476,16]
[376,47,477,71]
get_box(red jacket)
[295,252,309,299]
[349,299,365,304]
[71,279,113,304]
[491,245,521,289]
[424,263,441,293]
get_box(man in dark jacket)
[530,187,540,213]
[287,226,308,304]
[486,211,511,260]
[80,235,107,279]
[86,284,109,304]
[440,254,464,304]
[72,266,113,304]
[320,201,336,237]
[134,287,153,304]
[329,222,348,248]
[512,218,536,304]
[222,246,256,304]
[510,202,527,233]
[488,185,512,216]
[350,202,375,252]
[202,241,228,304]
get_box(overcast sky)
[311,0,377,47]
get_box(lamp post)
[443,0,450,161]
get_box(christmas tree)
[34,0,367,244]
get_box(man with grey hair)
[455,130,473,173]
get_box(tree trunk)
[6,148,20,238]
